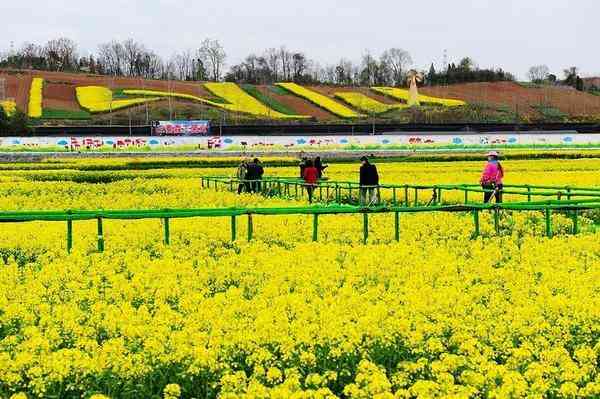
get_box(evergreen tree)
[427,63,436,86]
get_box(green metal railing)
[1,199,598,253]
[201,176,600,206]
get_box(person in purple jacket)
[480,151,504,203]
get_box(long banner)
[154,120,210,136]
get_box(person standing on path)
[359,156,379,206]
[315,156,328,179]
[480,151,504,203]
[299,157,308,178]
[236,159,249,194]
[302,159,319,203]
[246,158,264,193]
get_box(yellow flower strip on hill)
[204,82,309,119]
[124,87,308,120]
[27,78,43,118]
[0,100,17,116]
[334,92,407,114]
[0,160,599,397]
[276,83,363,118]
[76,86,160,113]
[372,86,466,107]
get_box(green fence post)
[414,188,418,206]
[335,184,340,203]
[392,187,397,206]
[312,214,319,242]
[97,217,104,252]
[545,208,552,238]
[319,186,323,202]
[572,210,579,234]
[163,218,170,245]
[231,215,237,241]
[326,185,330,202]
[464,189,469,204]
[527,185,532,202]
[567,187,572,201]
[247,214,253,242]
[66,219,73,253]
[404,185,409,207]
[201,177,204,188]
[394,211,400,242]
[363,213,369,244]
[438,188,443,204]
[494,208,500,235]
[472,210,480,238]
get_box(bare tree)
[335,58,356,85]
[43,37,78,71]
[360,51,379,86]
[527,65,550,83]
[197,39,226,81]
[171,49,194,80]
[123,39,145,76]
[381,48,413,86]
[264,48,280,82]
[279,46,293,81]
[292,52,309,82]
[97,41,126,76]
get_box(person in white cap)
[480,151,504,203]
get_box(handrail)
[0,200,594,252]
[201,176,600,205]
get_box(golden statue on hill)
[406,70,424,107]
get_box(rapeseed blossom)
[276,83,362,118]
[372,87,466,107]
[0,160,598,398]
[27,78,43,118]
[76,86,159,113]
[334,92,407,114]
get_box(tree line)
[527,65,587,91]
[0,37,519,87]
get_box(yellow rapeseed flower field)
[0,100,17,116]
[276,83,363,118]
[372,87,467,107]
[334,92,407,114]
[204,83,309,119]
[76,86,160,113]
[0,158,599,398]
[27,78,43,118]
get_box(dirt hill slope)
[2,69,600,122]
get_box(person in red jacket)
[302,159,319,203]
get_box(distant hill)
[2,69,600,125]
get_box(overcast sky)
[2,0,598,79]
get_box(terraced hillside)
[2,69,600,124]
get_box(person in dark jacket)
[359,156,379,206]
[246,158,264,193]
[314,156,328,179]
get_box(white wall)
[0,131,594,149]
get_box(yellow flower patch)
[76,86,159,113]
[27,78,43,118]
[276,82,363,118]
[334,92,407,114]
[372,86,466,107]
